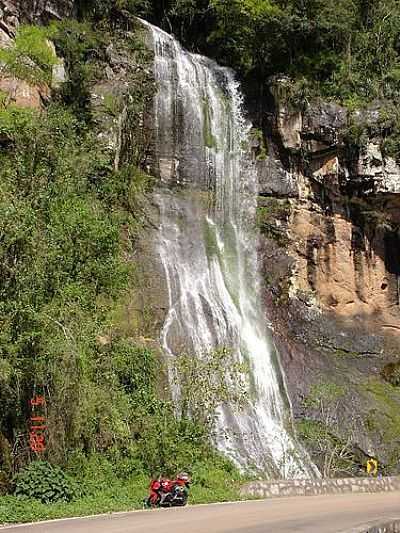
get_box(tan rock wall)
[288,203,400,333]
[0,77,48,108]
[240,476,400,499]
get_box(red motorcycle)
[144,472,190,508]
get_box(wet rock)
[303,101,347,149]
[257,146,298,198]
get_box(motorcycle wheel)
[143,497,159,509]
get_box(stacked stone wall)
[240,477,400,499]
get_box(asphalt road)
[2,492,400,533]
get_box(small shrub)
[382,362,400,387]
[52,20,107,121]
[14,461,77,504]
[0,25,58,85]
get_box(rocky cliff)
[0,0,73,109]
[256,78,400,473]
[1,0,400,476]
[0,0,74,40]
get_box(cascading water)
[143,20,316,478]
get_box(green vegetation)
[342,100,400,162]
[357,379,400,472]
[361,379,400,445]
[173,348,248,434]
[297,418,359,478]
[52,20,108,121]
[250,128,267,161]
[0,25,59,85]
[144,0,400,104]
[76,0,151,22]
[0,454,244,524]
[382,362,400,387]
[297,381,361,477]
[14,461,77,504]
[303,382,345,410]
[257,198,290,246]
[299,379,400,476]
[0,12,247,522]
[56,0,400,105]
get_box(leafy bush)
[76,0,151,21]
[296,418,359,478]
[52,20,108,121]
[154,0,400,104]
[0,25,58,85]
[0,451,245,524]
[172,348,248,434]
[14,462,77,503]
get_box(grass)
[0,465,246,525]
[360,378,400,443]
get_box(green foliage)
[0,25,58,85]
[256,198,290,246]
[297,381,359,477]
[361,379,400,445]
[346,196,395,233]
[343,121,369,155]
[14,461,77,503]
[52,20,108,121]
[296,418,359,477]
[76,0,151,21]
[0,453,245,524]
[172,348,248,436]
[250,128,267,160]
[0,105,38,138]
[377,103,400,161]
[11,0,393,107]
[157,0,400,103]
[207,0,282,73]
[0,91,152,475]
[303,382,345,411]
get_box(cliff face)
[2,2,400,475]
[0,0,72,109]
[0,0,74,40]
[257,79,400,472]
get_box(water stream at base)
[142,20,317,478]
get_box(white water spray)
[142,20,316,478]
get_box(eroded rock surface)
[257,80,400,471]
[0,0,74,39]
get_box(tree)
[298,382,360,477]
[208,0,285,73]
[172,348,248,436]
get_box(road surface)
[1,492,399,533]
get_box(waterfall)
[142,20,316,478]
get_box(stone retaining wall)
[240,477,400,499]
[348,520,400,533]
